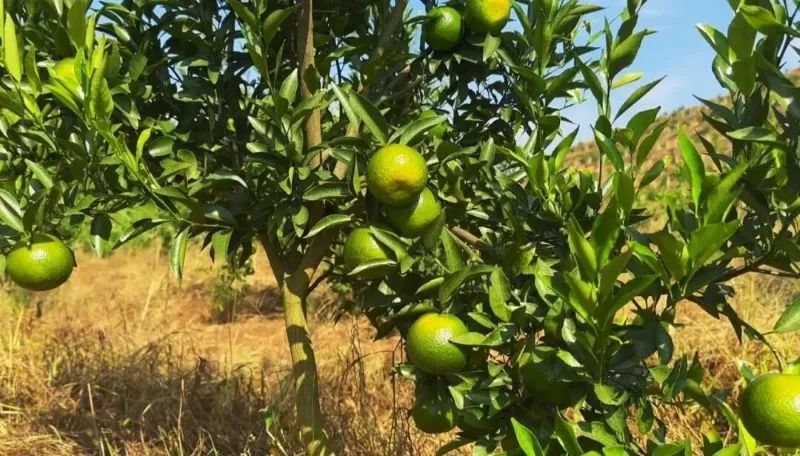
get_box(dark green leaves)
[510,418,545,456]
[263,7,297,46]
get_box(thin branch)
[451,227,494,255]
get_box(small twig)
[450,227,494,255]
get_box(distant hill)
[568,69,800,174]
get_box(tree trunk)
[281,276,330,455]
[263,229,337,455]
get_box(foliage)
[0,0,799,454]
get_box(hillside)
[569,68,800,175]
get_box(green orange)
[465,0,511,35]
[384,187,442,238]
[424,6,464,51]
[740,374,800,448]
[411,392,457,434]
[342,226,395,280]
[366,144,429,207]
[406,313,468,375]
[6,234,75,292]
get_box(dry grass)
[0,245,458,455]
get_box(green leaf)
[482,34,501,61]
[567,218,597,278]
[90,213,112,258]
[614,172,634,216]
[705,162,748,224]
[688,221,739,269]
[114,219,170,248]
[0,254,5,275]
[594,129,624,171]
[598,249,632,300]
[90,70,113,120]
[450,330,504,347]
[773,297,800,334]
[305,214,352,238]
[24,49,41,93]
[211,230,232,263]
[489,268,512,322]
[169,227,190,282]
[439,265,494,303]
[391,115,445,145]
[348,259,397,277]
[728,13,756,61]
[577,57,604,105]
[510,418,545,456]
[279,69,298,104]
[696,24,730,62]
[636,121,668,167]
[739,5,796,36]
[67,0,88,47]
[640,157,665,187]
[592,200,620,266]
[226,0,257,30]
[0,189,23,233]
[608,30,649,78]
[615,77,664,120]
[434,439,471,456]
[263,7,297,46]
[611,71,643,89]
[651,231,688,280]
[24,159,54,189]
[678,128,705,210]
[554,414,583,456]
[598,276,655,327]
[441,229,466,273]
[348,91,390,144]
[303,182,351,201]
[564,272,596,319]
[415,277,444,296]
[3,14,21,82]
[727,126,779,144]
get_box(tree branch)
[298,0,322,151]
[451,226,494,254]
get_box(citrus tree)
[1,0,800,454]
